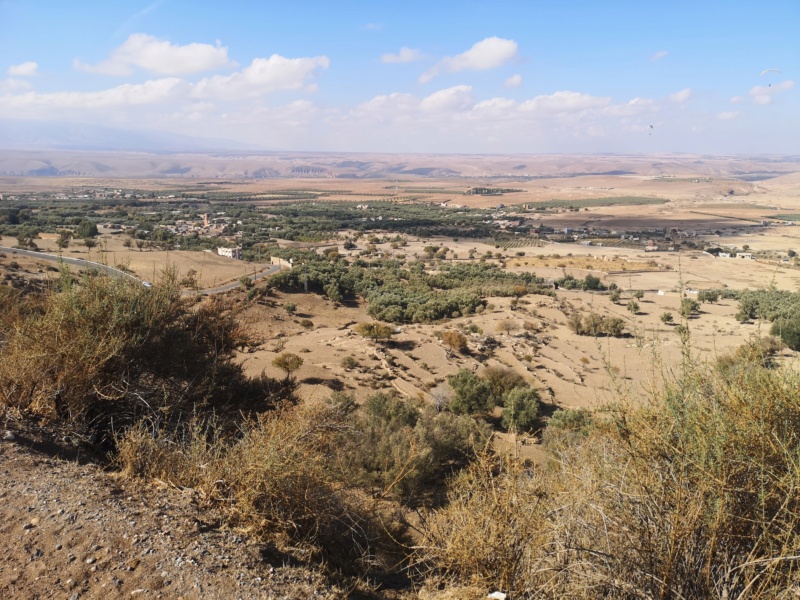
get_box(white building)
[218,246,242,260]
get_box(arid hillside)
[1,149,798,181]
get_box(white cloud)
[668,88,693,104]
[192,54,329,99]
[749,80,795,105]
[420,37,518,83]
[472,97,516,117]
[716,111,740,121]
[600,96,657,117]
[650,50,668,62]
[74,33,235,76]
[0,78,188,116]
[730,96,744,104]
[504,74,522,88]
[355,92,418,115]
[420,85,474,112]
[520,90,611,113]
[8,61,38,76]
[0,78,33,93]
[363,23,383,31]
[381,47,424,64]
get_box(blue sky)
[1,0,797,154]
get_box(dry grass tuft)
[416,360,800,598]
[116,401,403,573]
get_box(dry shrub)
[116,402,401,573]
[0,269,286,431]
[440,330,468,353]
[333,393,491,504]
[415,453,552,595]
[417,362,800,598]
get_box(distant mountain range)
[0,120,263,153]
[0,121,797,181]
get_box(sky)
[0,0,797,154]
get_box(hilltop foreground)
[0,425,346,600]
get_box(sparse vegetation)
[272,352,304,378]
[416,359,800,598]
[441,330,468,353]
[567,311,626,337]
[355,321,395,343]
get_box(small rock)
[2,430,15,441]
[22,523,34,530]
[488,593,507,600]
[56,544,63,551]
[85,557,96,565]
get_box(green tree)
[76,220,98,239]
[609,289,622,304]
[698,289,720,304]
[448,369,492,415]
[284,302,297,315]
[501,387,540,433]
[627,300,640,315]
[483,366,526,405]
[56,232,70,250]
[355,321,395,343]
[680,297,700,318]
[324,282,343,304]
[770,319,800,351]
[272,352,304,378]
[633,289,644,300]
[582,274,604,291]
[660,311,674,325]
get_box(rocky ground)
[0,421,351,600]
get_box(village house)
[217,246,243,260]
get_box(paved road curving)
[0,246,282,295]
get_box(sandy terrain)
[0,429,344,599]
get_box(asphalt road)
[196,263,281,295]
[0,246,282,295]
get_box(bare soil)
[0,422,350,600]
